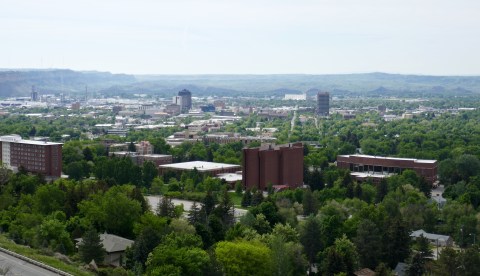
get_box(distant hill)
[1,69,479,98]
[0,69,135,97]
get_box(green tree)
[142,161,158,188]
[215,240,273,276]
[128,142,136,152]
[156,196,176,218]
[146,233,209,275]
[302,188,319,216]
[78,226,106,264]
[83,147,94,162]
[300,215,323,272]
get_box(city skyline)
[1,0,479,75]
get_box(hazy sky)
[1,0,479,75]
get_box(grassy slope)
[0,235,93,276]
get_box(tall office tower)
[242,143,303,190]
[31,85,38,101]
[316,92,330,116]
[177,89,192,112]
[0,135,63,177]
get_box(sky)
[1,0,479,75]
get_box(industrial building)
[242,143,304,190]
[336,154,438,185]
[0,134,62,177]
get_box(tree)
[146,233,210,275]
[157,196,176,218]
[432,247,459,276]
[300,215,323,272]
[83,147,94,162]
[321,235,359,275]
[142,161,158,188]
[215,240,273,276]
[128,142,136,152]
[302,188,318,216]
[385,218,411,267]
[235,181,243,196]
[241,189,252,207]
[78,226,106,264]
[202,191,216,216]
[376,179,388,203]
[408,253,425,276]
[354,219,382,269]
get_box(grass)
[228,191,244,208]
[0,235,93,276]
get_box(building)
[31,85,39,101]
[109,151,173,166]
[316,92,330,116]
[0,134,62,177]
[76,233,133,267]
[158,161,241,177]
[284,93,307,100]
[242,143,303,191]
[336,154,438,185]
[135,140,154,155]
[177,89,192,112]
[410,229,453,247]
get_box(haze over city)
[1,0,480,75]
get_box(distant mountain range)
[0,69,479,98]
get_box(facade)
[135,140,154,155]
[0,134,62,177]
[109,151,172,166]
[242,143,303,190]
[316,92,330,116]
[337,154,438,185]
[177,89,192,112]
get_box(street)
[0,250,58,276]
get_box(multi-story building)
[336,154,438,185]
[135,141,154,155]
[242,143,303,190]
[0,134,62,177]
[316,92,330,116]
[177,89,192,113]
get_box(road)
[0,250,58,276]
[145,195,248,218]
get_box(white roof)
[216,173,243,182]
[0,135,62,145]
[410,229,451,241]
[159,161,240,172]
[339,154,437,164]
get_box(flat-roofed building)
[158,161,241,177]
[0,134,62,177]
[243,143,303,190]
[337,154,438,184]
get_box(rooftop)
[159,161,240,172]
[338,154,437,164]
[0,135,63,145]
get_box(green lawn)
[0,235,93,276]
[228,191,244,208]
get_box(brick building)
[0,134,62,177]
[242,143,303,190]
[336,154,438,185]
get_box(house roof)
[354,268,376,276]
[394,262,408,276]
[76,233,134,253]
[410,229,451,242]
